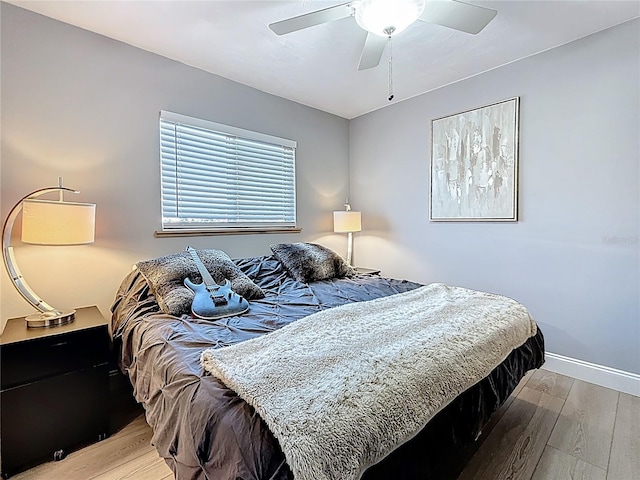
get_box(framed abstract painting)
[430,97,519,221]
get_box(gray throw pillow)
[270,242,355,283]
[136,249,264,317]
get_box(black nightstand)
[0,306,110,478]
[354,267,381,275]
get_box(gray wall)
[350,20,640,374]
[0,3,349,327]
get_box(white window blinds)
[159,111,297,231]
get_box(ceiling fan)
[269,0,497,71]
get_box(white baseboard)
[542,352,640,397]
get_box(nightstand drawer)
[0,326,109,390]
[0,365,109,477]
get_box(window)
[159,111,297,234]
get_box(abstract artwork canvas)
[430,97,519,221]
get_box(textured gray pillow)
[270,242,355,283]
[136,249,264,317]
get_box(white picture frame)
[430,97,520,222]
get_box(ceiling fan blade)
[358,33,387,71]
[419,0,497,35]
[269,2,354,36]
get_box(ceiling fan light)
[355,0,425,37]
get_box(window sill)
[154,227,302,237]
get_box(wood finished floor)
[11,370,639,480]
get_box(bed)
[110,243,544,480]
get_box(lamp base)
[346,231,354,266]
[25,309,76,328]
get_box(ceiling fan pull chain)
[388,35,394,102]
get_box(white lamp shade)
[355,0,425,37]
[21,199,96,245]
[333,211,362,233]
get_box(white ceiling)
[7,0,640,119]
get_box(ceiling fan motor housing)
[355,0,426,37]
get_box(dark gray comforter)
[110,255,544,480]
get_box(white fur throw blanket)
[201,283,537,480]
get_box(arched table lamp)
[333,203,361,266]
[2,178,96,328]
